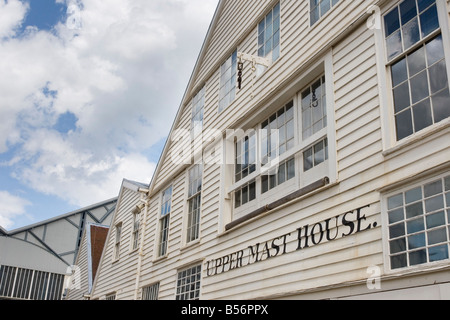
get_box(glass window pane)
[402,18,420,50]
[418,0,435,12]
[385,7,400,37]
[390,222,406,239]
[410,70,429,104]
[429,60,448,94]
[429,244,449,262]
[426,211,445,228]
[407,46,426,76]
[287,158,295,180]
[304,148,313,171]
[427,227,447,245]
[405,187,422,204]
[392,58,408,86]
[393,82,411,113]
[409,249,427,265]
[407,217,425,234]
[405,201,424,219]
[390,238,407,254]
[387,30,403,60]
[408,232,426,249]
[389,208,405,224]
[425,194,444,213]
[391,253,407,269]
[420,5,439,37]
[426,35,444,66]
[424,179,442,197]
[412,98,433,132]
[432,88,450,123]
[389,193,404,210]
[400,0,417,25]
[396,108,414,140]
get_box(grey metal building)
[0,198,117,300]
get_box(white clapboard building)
[89,0,450,300]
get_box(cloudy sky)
[0,0,218,230]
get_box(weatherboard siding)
[89,0,450,300]
[90,187,141,300]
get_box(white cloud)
[0,0,29,39]
[0,191,31,229]
[0,0,218,208]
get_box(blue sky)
[0,0,218,230]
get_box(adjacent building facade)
[89,0,450,300]
[0,198,116,300]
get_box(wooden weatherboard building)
[89,0,450,300]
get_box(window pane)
[390,237,406,254]
[400,0,417,25]
[409,249,427,265]
[412,98,433,132]
[402,17,420,50]
[429,244,449,262]
[427,227,447,245]
[408,232,426,249]
[405,186,422,204]
[393,81,410,113]
[420,4,439,37]
[432,89,450,123]
[392,58,408,86]
[407,46,426,76]
[424,179,442,197]
[385,7,400,37]
[387,30,403,60]
[407,217,425,234]
[426,35,444,66]
[425,194,444,212]
[389,194,404,210]
[418,0,435,12]
[389,208,405,224]
[429,60,448,94]
[405,201,423,219]
[390,222,405,239]
[391,253,407,269]
[396,108,414,140]
[426,211,446,228]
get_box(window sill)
[382,119,450,158]
[224,177,332,232]
[180,239,201,252]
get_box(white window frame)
[310,0,341,26]
[381,171,450,274]
[157,186,172,258]
[376,0,450,153]
[191,86,205,140]
[113,223,122,261]
[258,2,281,63]
[218,50,238,113]
[224,52,337,225]
[185,164,203,244]
[142,282,160,300]
[131,210,140,251]
[175,264,202,300]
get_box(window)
[258,2,281,63]
[113,223,122,261]
[158,186,172,257]
[106,292,116,300]
[219,50,237,113]
[385,173,450,270]
[176,264,201,300]
[187,165,202,243]
[132,211,140,251]
[384,0,450,141]
[191,87,205,139]
[310,0,340,25]
[0,265,64,300]
[142,282,160,300]
[229,73,332,220]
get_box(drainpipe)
[134,187,149,300]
